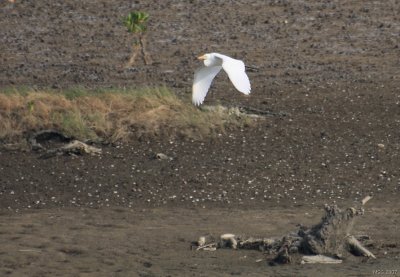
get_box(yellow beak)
[197,55,206,60]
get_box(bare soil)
[1,0,399,276]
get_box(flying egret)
[192,53,251,106]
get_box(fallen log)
[301,255,343,264]
[346,235,376,259]
[27,130,102,158]
[193,199,375,265]
[40,140,102,158]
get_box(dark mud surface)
[1,0,400,276]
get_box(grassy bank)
[0,87,253,143]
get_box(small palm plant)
[123,11,151,67]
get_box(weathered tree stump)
[300,205,363,257]
[193,199,375,265]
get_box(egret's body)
[192,53,251,106]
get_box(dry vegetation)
[0,87,253,143]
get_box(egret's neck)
[204,55,221,67]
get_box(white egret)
[192,53,251,106]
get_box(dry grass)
[0,87,253,143]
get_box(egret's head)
[197,54,209,60]
[198,53,214,66]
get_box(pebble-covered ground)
[1,112,399,212]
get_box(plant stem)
[125,42,140,68]
[139,34,152,65]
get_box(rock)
[155,153,171,160]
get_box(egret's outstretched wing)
[216,54,251,95]
[192,66,222,105]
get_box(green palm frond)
[123,11,149,33]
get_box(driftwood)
[301,255,343,264]
[40,140,102,158]
[193,198,375,265]
[346,235,376,259]
[28,130,101,158]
